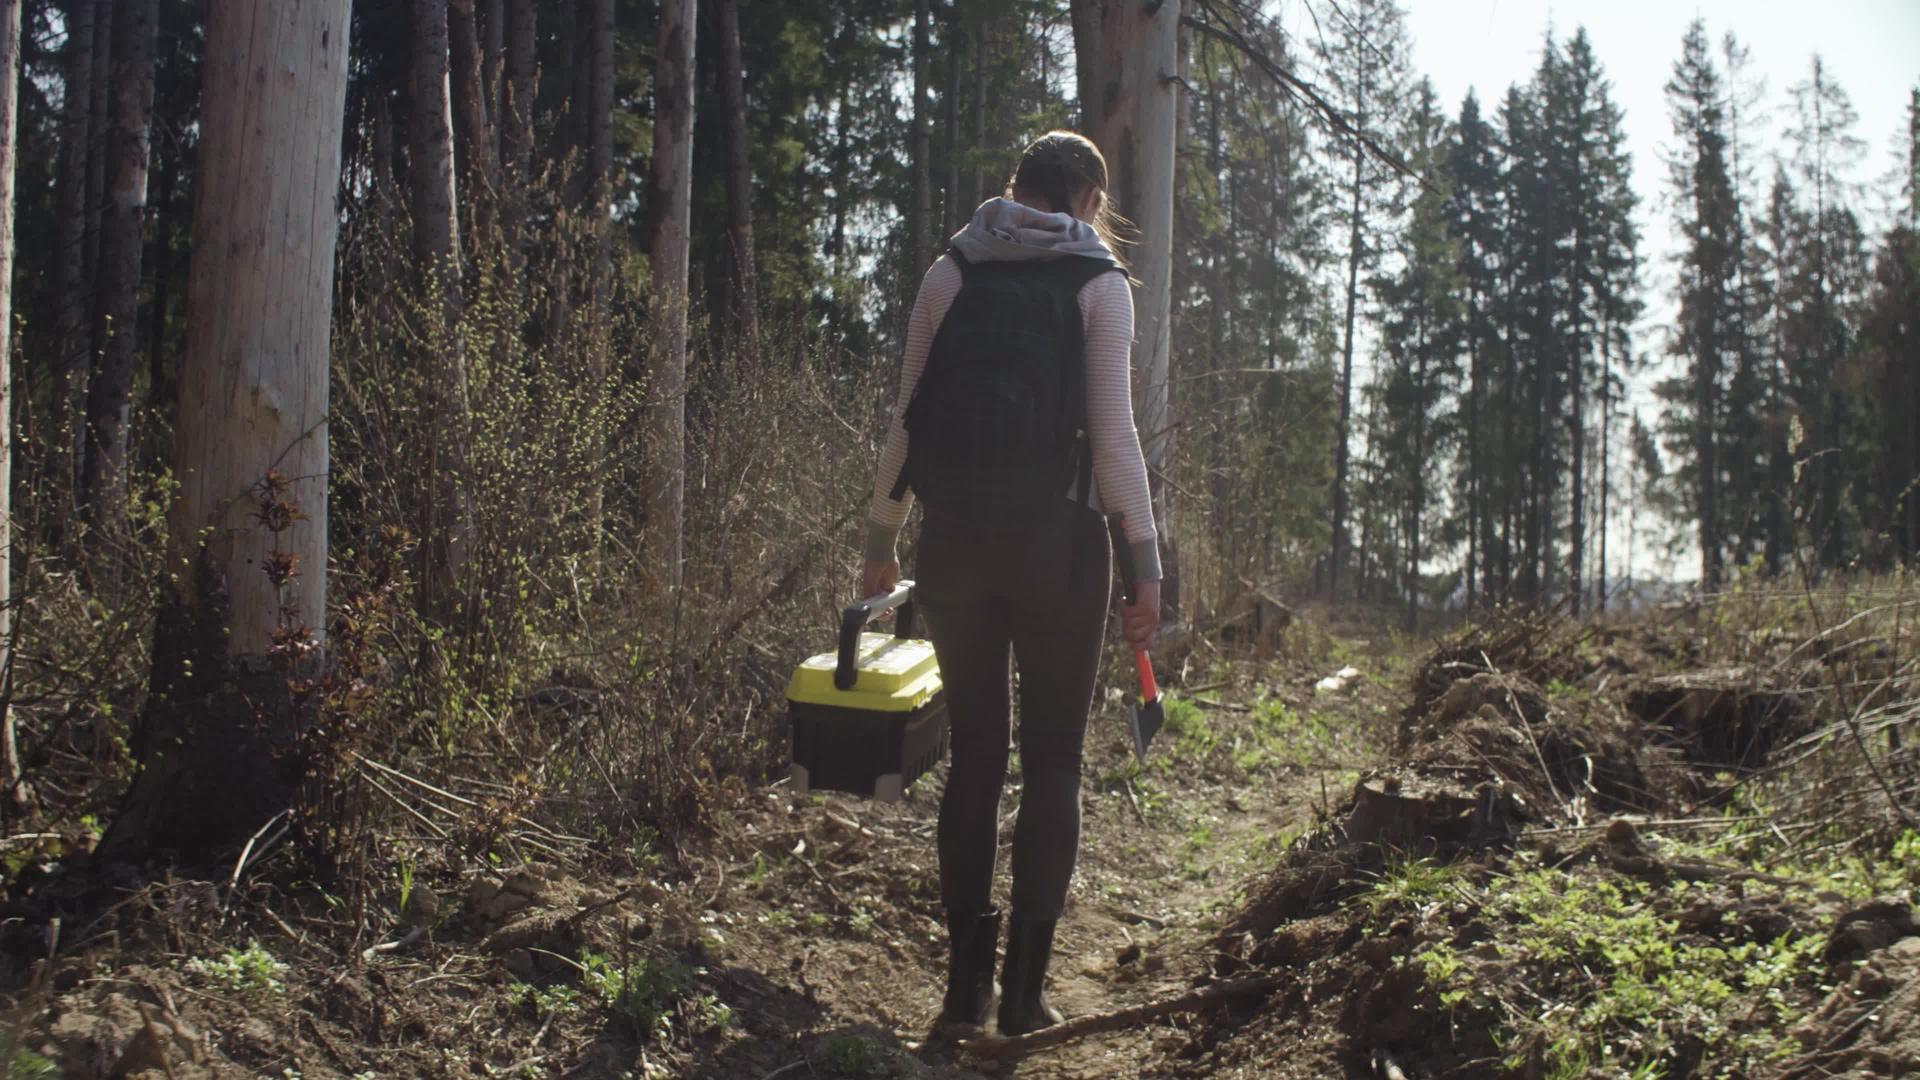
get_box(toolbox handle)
[836,580,918,690]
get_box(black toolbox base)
[788,694,949,802]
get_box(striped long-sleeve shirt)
[865,248,1162,583]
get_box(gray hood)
[948,197,1117,265]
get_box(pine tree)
[1499,68,1556,602]
[1371,78,1462,628]
[1717,31,1774,571]
[1781,56,1870,567]
[1659,18,1739,588]
[1312,0,1411,601]
[1445,89,1507,608]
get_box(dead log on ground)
[962,974,1283,1060]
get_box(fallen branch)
[963,974,1283,1060]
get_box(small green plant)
[631,826,665,871]
[3,1039,60,1080]
[1355,855,1469,918]
[511,980,583,1017]
[818,1033,886,1077]
[188,940,288,994]
[1160,697,1217,758]
[573,949,728,1041]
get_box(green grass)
[1401,862,1824,1077]
[1229,697,1338,772]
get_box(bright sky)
[1294,1,1918,582]
[1399,0,1919,303]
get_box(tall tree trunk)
[909,0,931,277]
[144,160,175,419]
[583,0,613,542]
[481,0,504,158]
[1072,0,1182,618]
[1330,150,1362,602]
[500,0,535,261]
[1569,335,1586,613]
[449,0,499,240]
[98,0,348,861]
[413,1,461,281]
[46,0,93,528]
[79,0,155,558]
[1598,310,1613,611]
[568,0,592,155]
[0,0,21,804]
[412,0,470,616]
[1409,347,1427,632]
[714,0,758,363]
[940,7,961,237]
[1465,316,1481,611]
[645,0,696,593]
[83,0,109,349]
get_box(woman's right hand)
[861,559,901,600]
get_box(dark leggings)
[915,501,1111,920]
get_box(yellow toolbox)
[786,581,948,802]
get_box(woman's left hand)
[862,559,901,600]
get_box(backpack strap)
[1061,259,1122,591]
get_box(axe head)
[1130,694,1165,763]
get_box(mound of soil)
[1780,928,1920,1076]
[1192,613,1906,1080]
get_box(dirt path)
[684,652,1392,1079]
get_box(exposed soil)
[4,632,1397,1080]
[8,607,1917,1080]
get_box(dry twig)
[963,974,1283,1059]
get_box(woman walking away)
[861,131,1161,1037]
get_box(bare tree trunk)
[1073,0,1182,619]
[80,0,155,554]
[582,0,613,545]
[909,0,930,276]
[500,0,535,261]
[83,0,109,344]
[714,0,758,363]
[568,0,592,154]
[46,0,93,529]
[941,7,961,237]
[412,0,470,617]
[413,0,461,282]
[481,0,504,158]
[1598,315,1613,611]
[449,0,499,238]
[99,0,348,861]
[1330,146,1362,602]
[0,0,22,804]
[645,0,696,593]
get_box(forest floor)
[7,591,1920,1079]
